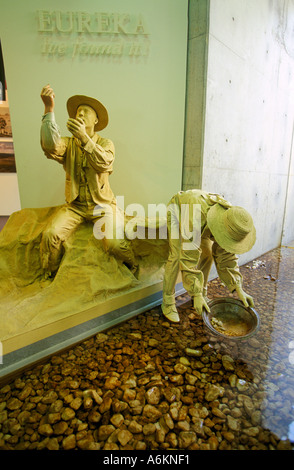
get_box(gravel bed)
[0,246,294,450]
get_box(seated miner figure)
[40,84,137,278]
[161,189,256,323]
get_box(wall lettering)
[37,10,150,59]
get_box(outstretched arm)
[213,243,254,308]
[40,84,67,162]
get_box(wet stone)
[185,348,203,357]
[104,377,121,390]
[41,391,58,404]
[128,420,143,434]
[6,398,22,410]
[205,384,224,402]
[110,413,124,428]
[53,421,68,435]
[143,423,156,436]
[47,412,61,424]
[145,387,161,405]
[61,408,75,421]
[178,431,196,449]
[62,434,76,450]
[143,404,162,422]
[98,425,116,441]
[227,415,241,432]
[222,355,235,371]
[38,424,54,436]
[117,429,133,446]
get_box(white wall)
[182,0,209,191]
[282,140,294,244]
[0,174,21,215]
[202,0,294,262]
[0,92,21,215]
[0,0,188,211]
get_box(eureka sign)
[37,10,150,59]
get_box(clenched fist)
[41,84,55,113]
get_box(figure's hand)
[67,117,88,144]
[41,84,55,113]
[235,286,254,308]
[193,294,210,316]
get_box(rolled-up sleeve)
[83,136,114,173]
[41,112,68,164]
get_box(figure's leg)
[161,210,182,322]
[177,201,210,314]
[178,239,213,316]
[104,237,138,273]
[179,248,204,293]
[40,205,84,277]
[93,204,138,274]
[197,237,213,299]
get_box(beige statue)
[40,84,137,278]
[161,189,256,322]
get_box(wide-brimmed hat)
[66,95,108,131]
[207,204,256,254]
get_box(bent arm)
[83,136,115,173]
[213,244,254,307]
[212,242,243,292]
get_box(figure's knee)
[178,248,199,269]
[42,226,62,249]
[166,247,181,267]
[103,237,120,255]
[103,237,137,269]
[40,227,65,275]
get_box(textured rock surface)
[0,207,168,340]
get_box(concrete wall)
[282,140,294,245]
[182,0,209,190]
[204,0,294,262]
[185,0,294,265]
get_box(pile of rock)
[0,296,293,450]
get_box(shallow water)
[203,241,294,448]
[0,242,294,450]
